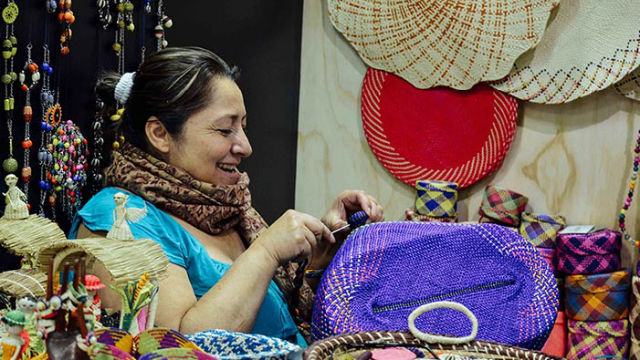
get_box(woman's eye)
[217,129,233,135]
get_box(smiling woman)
[68,46,384,346]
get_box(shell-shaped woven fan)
[137,348,217,360]
[88,343,136,360]
[94,327,134,354]
[135,328,201,355]
[491,0,640,103]
[327,0,558,90]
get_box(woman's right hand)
[253,209,335,265]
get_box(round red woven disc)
[362,68,518,188]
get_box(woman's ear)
[145,116,171,154]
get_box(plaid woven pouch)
[567,319,629,360]
[556,229,622,275]
[519,213,566,248]
[630,276,640,357]
[565,270,630,321]
[405,208,457,223]
[478,185,528,226]
[537,247,556,273]
[415,180,458,218]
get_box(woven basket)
[305,331,562,360]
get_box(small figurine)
[1,310,28,360]
[106,192,147,239]
[35,296,62,339]
[16,297,46,358]
[84,275,104,324]
[1,174,29,220]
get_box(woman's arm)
[77,209,333,334]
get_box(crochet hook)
[331,211,369,235]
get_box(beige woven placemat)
[327,0,557,90]
[491,0,640,103]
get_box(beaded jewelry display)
[91,95,105,193]
[618,128,640,246]
[48,120,89,219]
[113,0,134,74]
[154,0,172,50]
[19,44,40,207]
[57,0,74,55]
[97,0,112,29]
[1,0,18,174]
[37,45,55,216]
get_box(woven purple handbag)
[567,319,629,360]
[311,222,558,350]
[565,270,630,321]
[556,229,622,275]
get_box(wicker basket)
[306,302,561,360]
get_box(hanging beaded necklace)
[618,128,640,246]
[154,0,172,50]
[1,0,18,174]
[57,0,74,55]
[19,43,40,208]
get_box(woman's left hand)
[309,190,384,270]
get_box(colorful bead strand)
[619,128,640,246]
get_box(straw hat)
[491,0,640,103]
[327,0,558,90]
[362,68,518,188]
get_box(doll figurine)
[84,275,104,324]
[15,297,46,358]
[106,192,147,240]
[1,174,28,220]
[1,310,28,360]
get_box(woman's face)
[167,77,252,186]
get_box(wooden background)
[295,0,639,267]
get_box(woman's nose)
[232,128,252,157]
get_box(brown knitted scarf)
[104,143,267,244]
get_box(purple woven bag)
[312,222,558,350]
[556,229,622,275]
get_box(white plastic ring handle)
[407,301,478,344]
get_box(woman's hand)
[310,190,384,269]
[253,209,334,266]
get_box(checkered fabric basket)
[304,331,563,360]
[311,222,558,349]
[519,213,566,248]
[630,276,640,360]
[556,229,622,275]
[478,185,528,227]
[567,319,630,360]
[415,180,458,218]
[565,270,630,321]
[537,248,557,274]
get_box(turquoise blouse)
[69,187,306,346]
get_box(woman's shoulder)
[71,187,189,267]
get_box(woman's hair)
[95,46,239,152]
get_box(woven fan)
[362,68,518,188]
[327,0,558,89]
[491,0,640,103]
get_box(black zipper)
[372,280,515,313]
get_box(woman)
[70,47,383,346]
